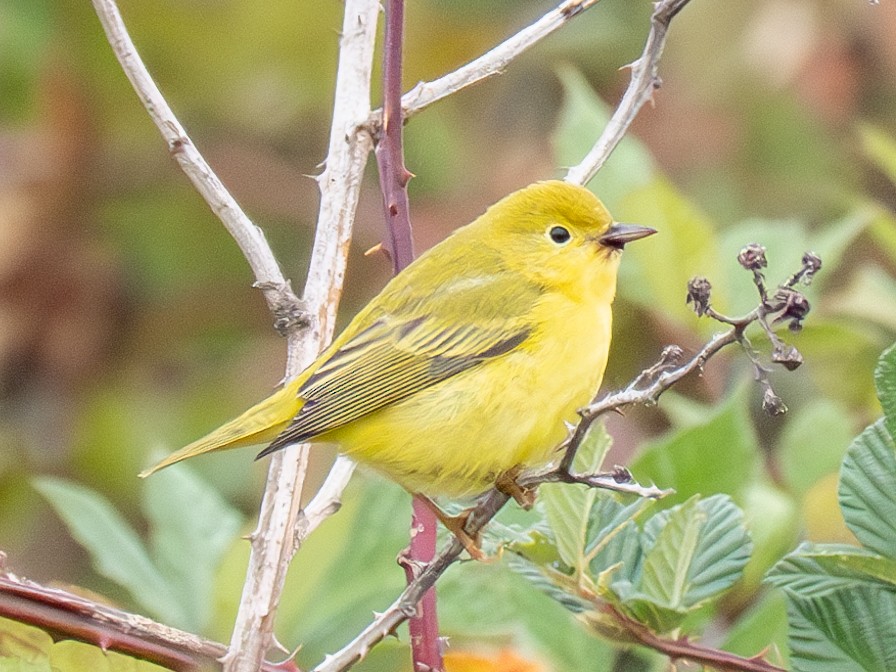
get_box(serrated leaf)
[142,464,243,632]
[583,496,649,576]
[875,341,896,437]
[785,586,896,672]
[838,419,896,557]
[31,478,185,625]
[617,495,751,632]
[541,423,613,570]
[767,543,896,596]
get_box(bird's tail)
[139,382,303,477]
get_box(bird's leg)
[415,494,486,561]
[495,465,537,510]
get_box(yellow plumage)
[141,181,654,497]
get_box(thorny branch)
[314,247,820,672]
[566,0,693,186]
[0,567,296,672]
[366,0,603,130]
[595,604,787,672]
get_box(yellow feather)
[141,181,655,496]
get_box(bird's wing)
[257,276,536,456]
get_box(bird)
[141,180,655,551]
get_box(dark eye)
[548,225,571,245]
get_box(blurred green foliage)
[3,0,896,670]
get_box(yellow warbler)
[142,181,653,502]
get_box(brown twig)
[599,604,787,672]
[565,0,693,186]
[0,571,296,672]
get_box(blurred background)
[2,0,896,670]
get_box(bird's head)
[480,180,655,298]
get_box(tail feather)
[140,382,304,477]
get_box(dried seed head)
[762,387,788,416]
[801,251,822,284]
[772,342,803,371]
[738,243,768,271]
[686,277,712,316]
[774,289,811,331]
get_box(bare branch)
[90,0,308,354]
[565,0,693,186]
[0,571,296,672]
[599,604,787,672]
[293,456,357,542]
[365,0,603,129]
[224,2,380,670]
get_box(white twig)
[565,0,692,186]
[367,0,602,125]
[90,0,307,360]
[294,455,357,543]
[223,2,380,671]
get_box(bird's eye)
[548,225,571,245]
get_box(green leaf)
[632,387,759,507]
[860,123,896,188]
[767,543,896,596]
[49,639,172,672]
[31,478,185,626]
[778,400,854,497]
[142,464,243,632]
[616,495,751,632]
[0,616,51,664]
[875,341,896,436]
[585,497,650,587]
[786,586,896,672]
[838,419,896,557]
[541,422,613,570]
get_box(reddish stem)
[375,0,415,271]
[374,1,442,670]
[0,570,296,672]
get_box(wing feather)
[257,314,532,457]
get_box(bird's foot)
[417,495,487,561]
[495,466,537,510]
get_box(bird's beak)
[598,223,657,249]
